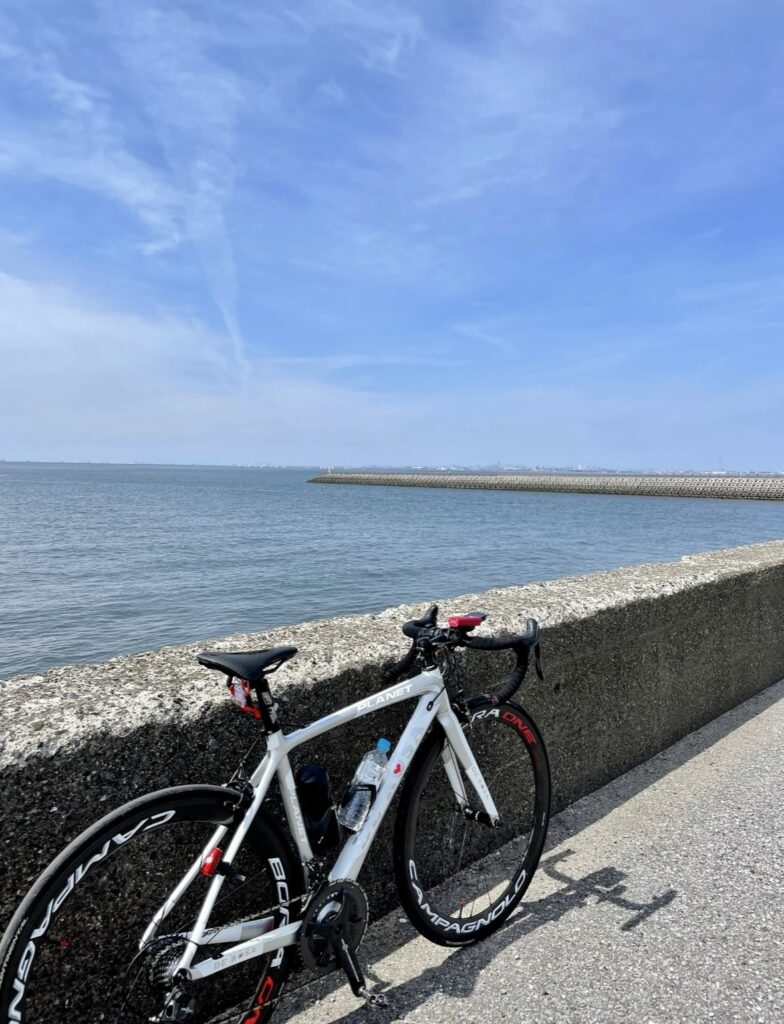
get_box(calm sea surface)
[1,463,783,680]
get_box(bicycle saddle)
[197,646,297,684]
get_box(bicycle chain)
[235,887,309,924]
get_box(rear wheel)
[393,698,550,946]
[0,785,303,1024]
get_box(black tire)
[0,785,304,1024]
[393,697,550,946]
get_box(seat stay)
[173,750,281,979]
[139,822,228,950]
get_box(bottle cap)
[377,738,391,753]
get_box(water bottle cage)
[295,762,342,852]
[341,782,377,804]
[338,782,378,830]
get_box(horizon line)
[2,459,783,476]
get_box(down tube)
[329,694,438,881]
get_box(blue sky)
[1,0,783,469]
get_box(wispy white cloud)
[315,79,348,105]
[0,4,252,372]
[0,40,183,247]
[452,320,520,358]
[261,353,461,370]
[283,0,423,72]
[7,0,779,294]
[245,0,784,277]
[100,3,250,372]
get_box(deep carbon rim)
[0,786,301,1024]
[396,700,550,944]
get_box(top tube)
[281,666,444,752]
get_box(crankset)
[299,880,384,1005]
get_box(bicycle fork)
[437,705,501,825]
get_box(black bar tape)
[383,643,418,682]
[463,618,539,653]
[492,647,529,704]
[464,634,518,652]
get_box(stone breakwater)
[2,540,784,931]
[310,472,784,500]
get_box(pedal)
[332,941,387,1008]
[358,987,388,1008]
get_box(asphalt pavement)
[279,678,783,1024]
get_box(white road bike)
[0,605,550,1024]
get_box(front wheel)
[0,785,304,1024]
[393,697,550,946]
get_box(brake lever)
[533,642,544,681]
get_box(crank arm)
[317,921,386,1006]
[330,930,366,997]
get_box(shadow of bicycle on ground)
[279,848,678,1022]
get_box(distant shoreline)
[2,461,782,476]
[310,472,784,501]
[0,461,321,470]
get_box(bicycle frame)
[149,665,501,983]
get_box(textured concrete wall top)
[2,539,784,925]
[2,539,783,766]
[311,472,784,501]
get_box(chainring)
[299,880,368,976]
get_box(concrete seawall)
[310,472,784,500]
[2,540,784,930]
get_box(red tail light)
[201,847,223,877]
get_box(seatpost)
[255,679,282,732]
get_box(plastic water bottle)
[337,738,391,832]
